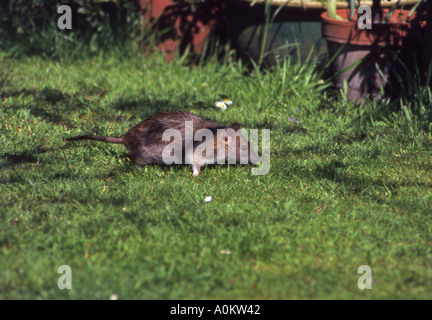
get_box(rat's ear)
[231,123,241,131]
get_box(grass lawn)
[1,51,432,299]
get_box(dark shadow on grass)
[254,118,308,133]
[110,95,213,120]
[280,131,368,157]
[1,147,49,170]
[0,86,86,126]
[1,86,72,104]
[2,83,217,126]
[0,88,37,100]
[0,147,49,184]
[2,152,38,165]
[330,132,367,145]
[285,158,431,201]
[109,96,179,120]
[276,126,431,200]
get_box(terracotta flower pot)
[321,9,425,102]
[140,0,225,62]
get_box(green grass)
[1,49,432,299]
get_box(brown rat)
[65,110,258,176]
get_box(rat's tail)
[65,135,124,144]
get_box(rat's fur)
[66,111,257,176]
